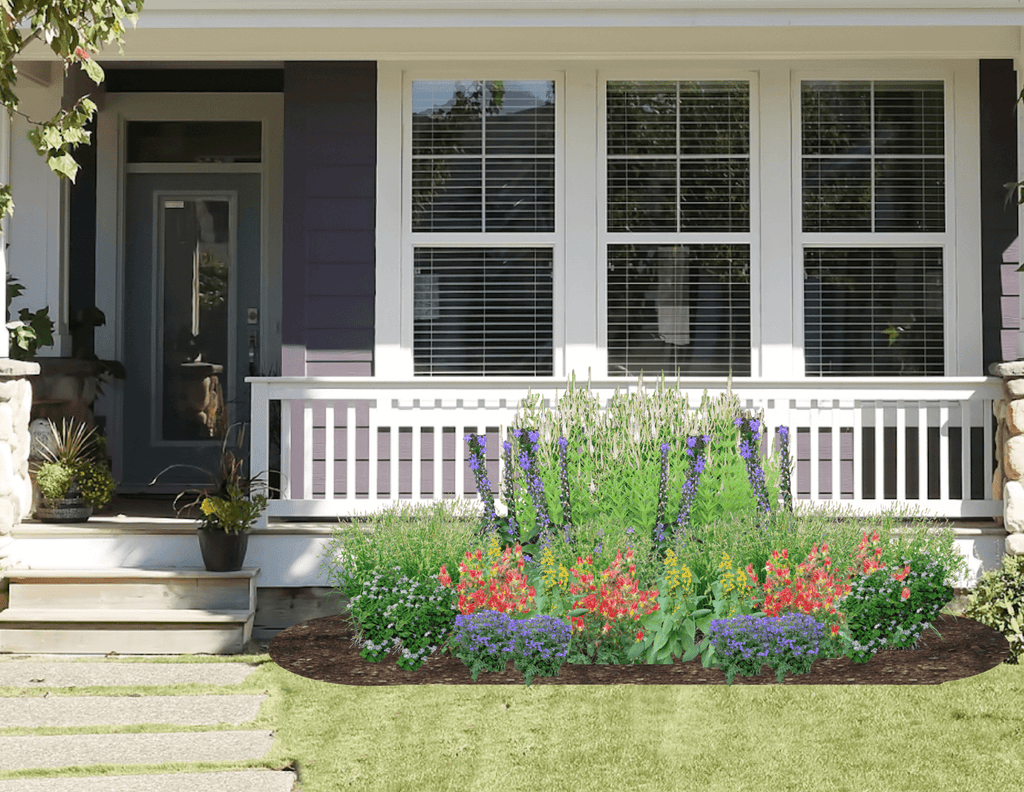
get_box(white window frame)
[379,65,565,378]
[598,68,762,378]
[790,61,981,377]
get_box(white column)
[1017,37,1024,360]
[0,109,9,359]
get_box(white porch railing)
[247,377,1003,525]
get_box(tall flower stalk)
[650,442,670,551]
[465,433,498,536]
[666,434,709,560]
[777,425,793,513]
[735,416,771,517]
[501,435,520,544]
[556,436,574,546]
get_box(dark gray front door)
[122,173,261,488]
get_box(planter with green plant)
[150,422,273,572]
[32,418,116,522]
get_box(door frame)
[94,93,284,489]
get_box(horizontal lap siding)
[282,63,376,499]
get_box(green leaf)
[47,152,79,181]
[81,55,103,84]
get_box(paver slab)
[0,730,276,771]
[0,662,257,689]
[0,769,296,792]
[0,694,268,727]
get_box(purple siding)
[283,62,376,377]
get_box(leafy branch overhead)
[0,0,143,219]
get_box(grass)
[0,635,1020,791]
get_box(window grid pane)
[607,81,750,233]
[608,244,751,377]
[414,248,554,376]
[802,80,945,233]
[803,247,944,376]
[412,80,555,232]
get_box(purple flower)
[557,437,568,449]
[687,437,697,448]
[528,430,540,444]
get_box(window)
[800,79,947,375]
[605,80,752,377]
[410,79,556,375]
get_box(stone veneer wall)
[989,361,1024,559]
[0,360,39,602]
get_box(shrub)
[961,554,1024,665]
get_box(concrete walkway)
[0,654,297,792]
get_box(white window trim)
[598,68,762,378]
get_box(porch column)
[991,361,1024,559]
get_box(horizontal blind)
[802,80,945,233]
[608,244,750,377]
[607,80,749,232]
[804,247,944,376]
[414,247,553,376]
[411,80,555,233]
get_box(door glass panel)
[160,197,232,441]
[128,121,261,163]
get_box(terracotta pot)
[197,526,249,572]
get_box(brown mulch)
[269,611,1013,686]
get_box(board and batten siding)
[282,61,376,378]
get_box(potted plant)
[32,418,116,522]
[150,423,272,572]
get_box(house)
[0,0,1022,649]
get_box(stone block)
[0,444,12,498]
[994,399,1007,422]
[1005,479,1024,533]
[1007,378,1024,399]
[1009,400,1024,435]
[1007,532,1024,557]
[0,403,12,444]
[993,467,1004,501]
[0,380,18,402]
[0,498,15,533]
[1006,435,1024,480]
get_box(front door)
[122,173,261,488]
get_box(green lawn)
[1,604,1021,792]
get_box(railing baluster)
[874,401,884,503]
[895,401,906,501]
[852,399,863,501]
[346,401,356,501]
[303,402,313,501]
[984,399,994,503]
[828,400,839,502]
[918,403,928,502]
[368,402,379,501]
[939,401,950,503]
[280,397,292,501]
[412,424,422,502]
[433,420,443,499]
[324,403,335,501]
[809,400,820,501]
[961,399,972,503]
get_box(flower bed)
[319,383,969,687]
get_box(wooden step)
[0,568,259,655]
[0,609,255,655]
[4,568,258,612]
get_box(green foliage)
[961,554,1024,665]
[199,484,267,534]
[35,460,74,502]
[0,0,144,220]
[72,459,114,509]
[6,275,54,360]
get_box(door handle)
[247,307,259,376]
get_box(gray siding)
[282,62,376,376]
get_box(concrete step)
[0,661,259,688]
[5,569,258,612]
[0,610,255,655]
[0,770,298,792]
[0,730,277,771]
[0,694,268,727]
